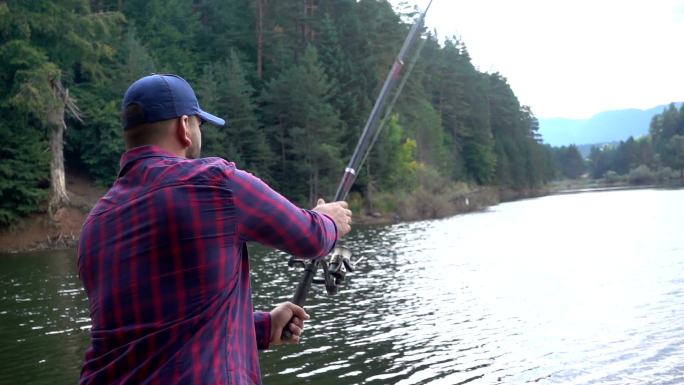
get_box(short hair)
[122,104,175,149]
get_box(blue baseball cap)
[122,74,225,130]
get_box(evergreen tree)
[650,103,680,154]
[196,59,241,169]
[555,145,586,179]
[0,0,577,228]
[194,0,256,65]
[225,52,270,176]
[486,73,526,187]
[66,28,151,185]
[588,145,613,178]
[120,0,202,77]
[0,122,49,227]
[197,51,273,179]
[261,46,342,204]
[664,135,684,182]
[0,0,121,218]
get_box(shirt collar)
[118,145,181,178]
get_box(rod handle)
[280,261,317,341]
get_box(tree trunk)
[303,0,317,42]
[312,165,319,206]
[255,0,265,79]
[278,118,286,178]
[48,117,69,219]
[46,79,80,220]
[308,168,314,207]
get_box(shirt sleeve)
[229,168,338,258]
[254,311,271,350]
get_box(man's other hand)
[312,198,352,237]
[270,302,310,345]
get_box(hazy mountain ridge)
[539,102,684,146]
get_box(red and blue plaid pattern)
[77,145,337,384]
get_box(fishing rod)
[282,0,433,340]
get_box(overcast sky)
[389,0,684,119]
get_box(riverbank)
[17,167,661,254]
[0,173,107,253]
[4,176,676,253]
[0,176,536,253]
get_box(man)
[77,74,352,384]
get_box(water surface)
[1,189,683,384]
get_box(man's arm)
[253,311,271,350]
[230,169,348,258]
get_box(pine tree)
[67,27,153,185]
[556,145,586,179]
[0,0,121,218]
[196,60,240,164]
[196,51,273,179]
[486,73,525,186]
[0,0,575,228]
[120,0,202,77]
[664,135,684,182]
[261,46,342,204]
[224,52,272,179]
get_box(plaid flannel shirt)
[77,145,337,384]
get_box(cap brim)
[198,110,226,126]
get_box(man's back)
[78,146,337,384]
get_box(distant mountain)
[538,102,683,147]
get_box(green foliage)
[554,145,586,179]
[121,0,201,77]
[627,164,656,185]
[486,73,550,187]
[196,51,273,180]
[0,0,122,221]
[66,86,124,185]
[0,122,49,226]
[664,135,684,175]
[381,115,421,190]
[261,46,342,204]
[655,167,677,184]
[603,170,622,185]
[1,0,567,227]
[621,104,684,184]
[116,29,157,91]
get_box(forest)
[1,0,678,229]
[584,104,684,184]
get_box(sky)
[389,0,684,119]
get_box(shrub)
[603,170,622,185]
[346,191,364,217]
[627,165,655,185]
[655,167,674,184]
[415,165,448,194]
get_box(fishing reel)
[287,246,362,296]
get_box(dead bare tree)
[46,76,82,219]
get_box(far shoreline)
[1,180,678,255]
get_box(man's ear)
[175,115,192,148]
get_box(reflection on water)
[1,189,684,384]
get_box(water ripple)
[2,189,684,384]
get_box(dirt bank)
[0,173,106,253]
[0,176,541,253]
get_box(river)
[1,188,683,384]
